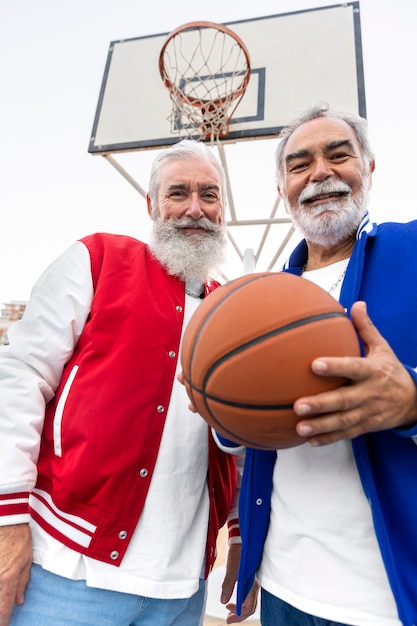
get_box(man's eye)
[331,153,349,161]
[289,162,308,172]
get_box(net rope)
[160,24,250,143]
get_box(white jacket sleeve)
[0,241,93,525]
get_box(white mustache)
[173,217,222,233]
[299,179,352,204]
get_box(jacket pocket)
[53,365,79,457]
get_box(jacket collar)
[283,210,375,274]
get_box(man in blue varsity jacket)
[218,105,417,626]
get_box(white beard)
[149,214,227,283]
[285,175,370,246]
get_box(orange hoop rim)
[159,20,251,109]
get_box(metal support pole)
[243,248,256,274]
[103,154,147,198]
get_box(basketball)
[181,272,361,450]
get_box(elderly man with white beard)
[217,105,417,626]
[0,140,246,626]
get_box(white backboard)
[89,2,365,153]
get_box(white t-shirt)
[257,260,401,626]
[30,241,210,599]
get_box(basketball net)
[159,21,251,143]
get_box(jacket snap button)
[176,305,183,312]
[168,351,176,358]
[256,498,263,506]
[118,530,128,540]
[110,551,119,560]
[139,468,148,477]
[157,405,164,413]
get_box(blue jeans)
[260,589,350,626]
[11,564,207,626]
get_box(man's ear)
[277,185,289,214]
[368,159,376,189]
[146,194,154,219]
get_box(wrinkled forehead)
[158,157,222,187]
[283,116,362,161]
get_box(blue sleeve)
[211,429,246,455]
[393,365,417,440]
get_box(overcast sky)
[1,0,416,304]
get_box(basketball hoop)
[159,21,251,143]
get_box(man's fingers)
[350,300,389,354]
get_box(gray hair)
[275,103,375,186]
[147,139,227,209]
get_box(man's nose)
[310,158,333,182]
[185,193,204,218]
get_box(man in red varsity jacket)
[0,141,251,626]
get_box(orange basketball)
[181,272,360,450]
